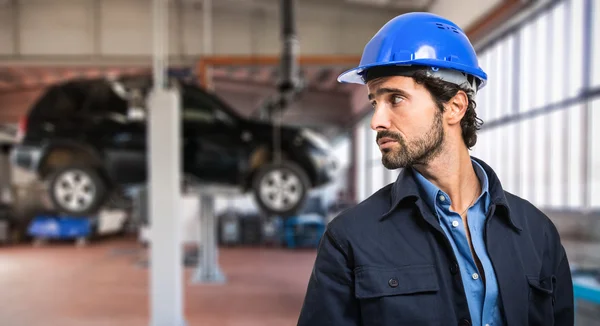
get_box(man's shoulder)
[327,184,394,237]
[504,191,560,238]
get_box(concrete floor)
[2,234,598,326]
[0,238,316,326]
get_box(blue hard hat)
[337,12,487,90]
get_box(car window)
[29,85,80,119]
[182,91,217,123]
[182,87,236,126]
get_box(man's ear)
[446,90,469,125]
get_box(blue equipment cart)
[283,213,326,249]
[572,270,600,324]
[28,215,92,243]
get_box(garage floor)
[0,237,317,326]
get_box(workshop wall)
[429,0,503,29]
[0,0,400,60]
[0,87,44,123]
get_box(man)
[297,12,574,326]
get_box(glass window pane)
[548,109,565,208]
[568,0,584,98]
[370,128,380,160]
[519,22,533,113]
[568,104,583,208]
[551,2,567,104]
[533,12,549,109]
[520,119,532,200]
[590,99,600,208]
[491,129,502,183]
[370,164,385,193]
[482,51,492,122]
[593,0,600,87]
[533,115,546,206]
[500,36,514,119]
[386,167,396,184]
[505,122,518,194]
[487,45,498,122]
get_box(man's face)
[367,75,445,169]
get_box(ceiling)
[184,0,434,11]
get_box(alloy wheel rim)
[53,170,97,212]
[259,169,303,212]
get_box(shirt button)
[439,195,446,202]
[450,262,459,275]
[388,278,399,288]
[452,220,459,227]
[472,273,479,280]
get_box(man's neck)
[414,146,481,215]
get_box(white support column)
[148,90,185,326]
[149,0,185,325]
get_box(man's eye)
[391,95,403,104]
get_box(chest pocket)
[527,274,556,326]
[354,264,442,326]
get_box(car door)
[85,81,148,186]
[181,86,246,185]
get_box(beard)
[377,110,445,169]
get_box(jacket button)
[450,262,459,275]
[388,278,399,288]
[458,318,471,326]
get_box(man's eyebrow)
[367,88,411,100]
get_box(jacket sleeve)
[553,247,574,326]
[296,228,361,326]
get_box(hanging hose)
[273,101,283,165]
[272,0,298,165]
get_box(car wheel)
[47,165,108,217]
[252,161,310,217]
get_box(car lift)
[188,184,241,284]
[136,183,240,285]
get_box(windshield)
[181,84,242,122]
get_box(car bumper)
[10,144,42,172]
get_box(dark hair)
[411,70,483,149]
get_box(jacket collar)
[380,156,522,232]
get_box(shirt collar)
[380,157,522,232]
[412,159,490,215]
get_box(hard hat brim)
[337,59,488,90]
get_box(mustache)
[376,130,402,142]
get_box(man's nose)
[370,106,391,131]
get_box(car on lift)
[10,75,337,217]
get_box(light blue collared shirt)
[413,159,504,326]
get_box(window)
[593,0,600,87]
[519,21,534,113]
[182,87,236,125]
[549,109,566,208]
[567,104,583,208]
[550,2,567,104]
[590,99,600,208]
[369,164,385,193]
[568,0,584,98]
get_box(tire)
[251,161,311,217]
[47,165,108,217]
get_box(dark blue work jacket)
[297,158,574,326]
